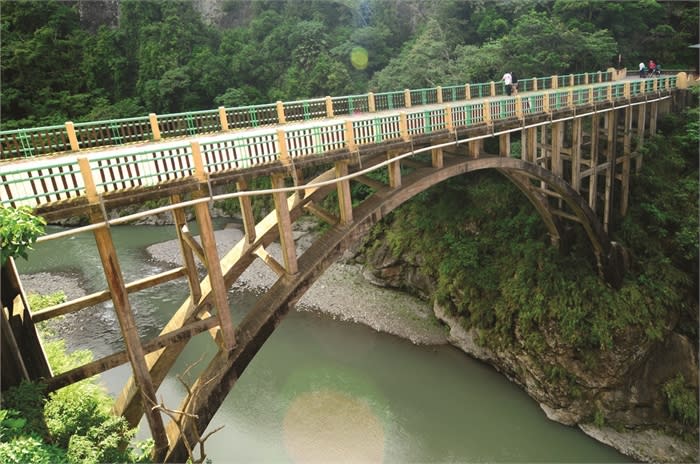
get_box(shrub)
[663,374,699,427]
[0,206,46,266]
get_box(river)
[17,223,634,463]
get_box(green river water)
[17,224,634,463]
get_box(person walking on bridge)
[639,61,646,78]
[502,71,513,96]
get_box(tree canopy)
[1,0,697,129]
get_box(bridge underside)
[3,93,676,461]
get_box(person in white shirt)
[502,72,513,95]
[639,62,646,78]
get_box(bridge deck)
[0,72,679,219]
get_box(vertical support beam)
[533,77,538,91]
[431,147,444,168]
[436,86,443,104]
[149,113,161,141]
[93,226,169,452]
[171,195,201,304]
[635,103,647,172]
[483,101,492,125]
[325,96,334,118]
[404,89,412,108]
[551,121,563,177]
[335,160,353,225]
[589,113,600,212]
[468,139,481,159]
[387,150,402,188]
[465,83,471,100]
[515,96,524,119]
[539,125,548,166]
[218,106,229,132]
[620,106,632,216]
[499,132,510,157]
[236,179,256,245]
[65,121,80,152]
[649,101,658,136]
[603,110,618,233]
[89,204,168,455]
[571,118,582,192]
[490,81,496,96]
[193,201,236,350]
[271,174,298,275]
[543,92,550,113]
[368,92,376,112]
[552,75,558,89]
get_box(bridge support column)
[76,157,169,455]
[551,122,563,177]
[603,110,618,233]
[620,107,632,217]
[635,104,647,172]
[387,150,402,188]
[521,127,537,162]
[468,139,481,158]
[431,147,444,168]
[335,160,353,225]
[499,133,510,157]
[171,195,202,305]
[649,101,658,136]
[588,113,600,212]
[571,118,582,192]
[91,215,169,456]
[193,201,236,350]
[271,174,298,274]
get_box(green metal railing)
[1,70,618,160]
[2,71,683,209]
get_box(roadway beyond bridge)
[0,69,694,461]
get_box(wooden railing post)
[65,121,80,152]
[368,92,376,112]
[445,106,453,132]
[677,72,688,89]
[190,141,207,181]
[149,113,161,141]
[543,92,550,113]
[344,120,356,151]
[276,101,286,124]
[404,89,412,108]
[490,81,496,96]
[277,129,290,166]
[436,86,443,104]
[465,83,471,100]
[78,156,98,202]
[515,96,524,119]
[584,73,589,85]
[325,96,334,118]
[218,106,229,131]
[399,112,409,141]
[552,75,558,89]
[387,150,401,189]
[483,101,492,125]
[533,77,538,91]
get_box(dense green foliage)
[0,206,46,266]
[2,0,697,129]
[0,292,151,464]
[663,374,699,427]
[366,102,698,362]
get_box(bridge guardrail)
[0,71,615,160]
[0,72,685,210]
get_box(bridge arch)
[159,149,624,460]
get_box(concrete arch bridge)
[0,70,693,461]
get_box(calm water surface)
[19,224,634,463]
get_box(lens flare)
[283,389,385,463]
[351,47,369,70]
